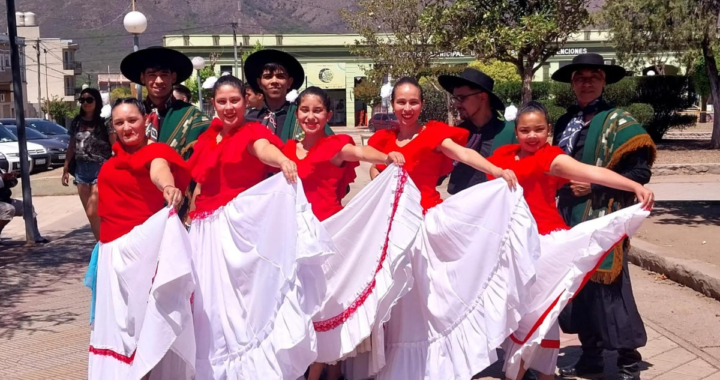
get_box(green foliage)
[419,80,453,124]
[692,55,716,98]
[241,41,264,64]
[467,60,520,82]
[427,0,591,102]
[624,103,654,126]
[184,66,217,103]
[604,79,637,107]
[42,96,76,125]
[110,87,132,103]
[354,79,382,105]
[494,81,552,105]
[550,82,576,109]
[538,100,566,126]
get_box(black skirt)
[559,245,648,350]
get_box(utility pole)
[43,48,49,117]
[34,40,41,118]
[6,0,40,244]
[232,22,239,78]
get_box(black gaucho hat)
[551,53,626,84]
[243,49,305,93]
[120,46,193,85]
[438,68,506,112]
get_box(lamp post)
[123,10,147,100]
[192,57,206,110]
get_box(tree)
[340,0,447,80]
[185,66,216,104]
[41,96,75,126]
[600,0,720,148]
[427,0,591,103]
[468,60,521,83]
[353,78,382,106]
[241,40,264,64]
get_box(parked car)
[0,153,8,172]
[3,124,68,167]
[0,125,50,173]
[0,118,71,145]
[368,112,399,132]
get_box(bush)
[467,60,520,82]
[604,78,636,107]
[420,80,452,124]
[537,100,567,127]
[624,103,654,126]
[550,82,576,109]
[494,81,552,106]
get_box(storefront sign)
[557,48,589,55]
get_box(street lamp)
[192,56,206,109]
[123,10,147,100]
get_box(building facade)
[15,12,81,117]
[0,35,32,118]
[165,31,685,127]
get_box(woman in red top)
[368,77,517,211]
[286,86,405,380]
[488,102,653,380]
[284,86,404,222]
[189,76,335,380]
[89,98,195,380]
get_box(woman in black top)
[61,88,113,240]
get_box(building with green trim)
[164,31,685,127]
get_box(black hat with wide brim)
[551,53,627,84]
[243,49,304,93]
[120,46,193,85]
[438,68,506,112]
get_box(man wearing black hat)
[120,46,210,159]
[244,49,334,142]
[551,53,656,380]
[438,68,517,194]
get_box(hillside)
[0,0,355,72]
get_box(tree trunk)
[701,95,708,123]
[702,37,720,149]
[521,62,534,104]
[446,92,454,126]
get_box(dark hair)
[262,62,288,76]
[297,86,332,111]
[212,75,245,98]
[111,97,148,116]
[516,101,550,125]
[391,76,424,103]
[78,88,103,120]
[173,84,192,102]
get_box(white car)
[0,126,48,173]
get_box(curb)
[629,239,720,301]
[653,163,720,176]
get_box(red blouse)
[368,121,469,211]
[487,143,569,235]
[97,143,191,243]
[283,134,359,221]
[189,119,283,217]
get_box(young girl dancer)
[487,102,652,380]
[89,98,195,380]
[282,86,407,380]
[188,75,333,380]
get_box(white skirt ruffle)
[372,179,541,380]
[190,174,334,380]
[314,166,423,365]
[88,207,196,380]
[502,203,650,379]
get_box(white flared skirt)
[190,175,334,380]
[88,207,196,380]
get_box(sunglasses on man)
[78,97,95,104]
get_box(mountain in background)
[0,0,355,72]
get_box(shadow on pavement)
[649,201,720,227]
[0,226,93,339]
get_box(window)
[584,30,591,41]
[542,63,550,81]
[220,65,233,76]
[183,35,190,46]
[4,54,9,69]
[243,35,250,46]
[63,49,74,69]
[275,35,283,46]
[0,93,6,102]
[213,35,220,46]
[64,76,75,96]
